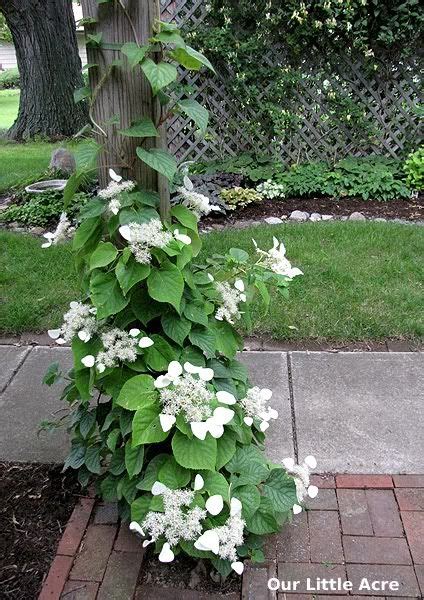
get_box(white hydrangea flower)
[140,486,207,548]
[98,179,135,200]
[42,212,74,248]
[159,370,214,423]
[48,301,97,344]
[239,386,278,431]
[282,455,319,511]
[94,328,139,370]
[215,281,246,324]
[177,180,221,217]
[108,197,121,215]
[253,237,303,279]
[119,219,173,264]
[195,514,245,563]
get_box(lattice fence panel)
[161,0,423,163]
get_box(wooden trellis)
[160,0,423,163]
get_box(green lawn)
[1,222,423,341]
[0,88,19,131]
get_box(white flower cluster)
[119,219,179,264]
[282,455,319,514]
[98,179,135,201]
[80,328,154,372]
[256,179,285,199]
[177,175,221,217]
[48,301,97,344]
[215,279,246,324]
[155,361,235,440]
[239,386,278,432]
[253,237,303,279]
[42,212,74,248]
[132,483,206,561]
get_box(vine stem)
[117,0,141,46]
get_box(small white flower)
[230,497,243,516]
[81,355,95,368]
[159,542,174,563]
[194,530,220,554]
[293,504,303,515]
[109,168,122,182]
[212,407,235,425]
[206,418,224,439]
[108,198,121,215]
[77,330,91,342]
[97,363,106,374]
[159,413,176,432]
[41,213,74,247]
[129,522,145,536]
[234,279,245,292]
[174,229,191,245]
[191,421,209,440]
[48,329,61,340]
[194,474,204,491]
[243,416,253,426]
[151,481,167,496]
[231,561,244,575]
[206,495,224,516]
[139,336,154,348]
[129,328,140,337]
[216,391,237,405]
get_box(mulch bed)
[203,195,423,226]
[0,462,79,600]
[139,550,241,596]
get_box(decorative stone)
[374,217,387,222]
[289,210,309,221]
[349,212,366,221]
[341,216,349,221]
[309,213,321,222]
[321,214,333,221]
[264,216,283,225]
[49,148,76,175]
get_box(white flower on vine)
[239,386,277,431]
[194,514,245,564]
[108,198,121,215]
[253,237,303,279]
[215,281,246,324]
[119,219,173,264]
[177,180,221,217]
[174,228,191,245]
[282,455,319,511]
[48,301,97,344]
[42,213,74,248]
[139,486,206,549]
[98,176,135,200]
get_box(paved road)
[0,345,422,473]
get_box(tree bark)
[0,0,88,140]
[80,0,170,211]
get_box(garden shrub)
[0,191,90,227]
[0,67,20,89]
[404,147,424,191]
[220,187,262,210]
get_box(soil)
[0,462,79,600]
[138,549,241,596]
[202,194,423,227]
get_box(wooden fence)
[161,0,422,163]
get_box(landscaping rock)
[49,148,76,175]
[30,226,45,235]
[309,212,321,222]
[264,216,283,224]
[349,211,366,221]
[341,216,349,221]
[289,210,309,221]
[374,217,387,222]
[321,214,333,221]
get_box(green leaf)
[125,440,145,479]
[171,204,198,231]
[141,58,178,94]
[73,217,102,251]
[212,320,242,358]
[136,147,177,181]
[119,117,158,138]
[79,411,96,439]
[180,540,215,559]
[147,260,184,311]
[211,558,233,578]
[121,42,149,68]
[184,302,208,327]
[178,99,209,134]
[90,272,129,319]
[262,469,297,512]
[169,46,215,72]
[154,31,185,46]
[229,248,249,262]
[247,499,279,535]
[161,311,191,346]
[107,428,121,452]
[226,446,266,474]
[79,198,106,220]
[64,443,85,470]
[86,32,103,47]
[201,471,230,499]
[136,454,168,491]
[188,327,216,358]
[85,445,101,474]
[131,288,162,325]
[215,430,237,470]
[116,375,157,411]
[158,456,191,489]
[115,257,150,294]
[172,430,217,470]
[234,462,269,486]
[100,475,118,501]
[89,242,118,270]
[144,335,176,371]
[74,86,91,103]
[43,362,61,386]
[233,485,261,520]
[109,448,126,475]
[132,402,169,446]
[131,495,151,522]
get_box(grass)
[1,222,423,341]
[0,88,19,131]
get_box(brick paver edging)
[38,475,424,600]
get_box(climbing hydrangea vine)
[43,13,317,578]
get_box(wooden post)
[81,0,170,216]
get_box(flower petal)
[78,330,91,342]
[230,497,243,516]
[194,530,219,554]
[183,361,201,374]
[198,367,214,381]
[231,561,244,575]
[167,360,183,379]
[109,168,122,182]
[234,279,245,292]
[212,407,235,425]
[308,485,319,499]
[129,521,144,536]
[81,355,95,368]
[139,336,154,348]
[190,421,209,440]
[293,503,302,515]
[47,329,61,340]
[154,375,172,389]
[159,542,174,563]
[97,363,106,374]
[159,413,176,432]
[216,391,236,405]
[206,419,224,439]
[282,457,295,471]
[260,388,273,401]
[119,225,132,241]
[143,538,154,547]
[151,481,167,496]
[243,416,253,426]
[304,455,317,469]
[129,328,140,337]
[260,420,270,432]
[194,474,204,491]
[205,494,224,516]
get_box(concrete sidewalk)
[0,345,422,473]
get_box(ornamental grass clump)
[42,16,316,578]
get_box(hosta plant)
[42,14,317,579]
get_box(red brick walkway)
[38,475,424,599]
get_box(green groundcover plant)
[41,15,318,578]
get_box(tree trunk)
[80,0,170,211]
[0,0,88,140]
